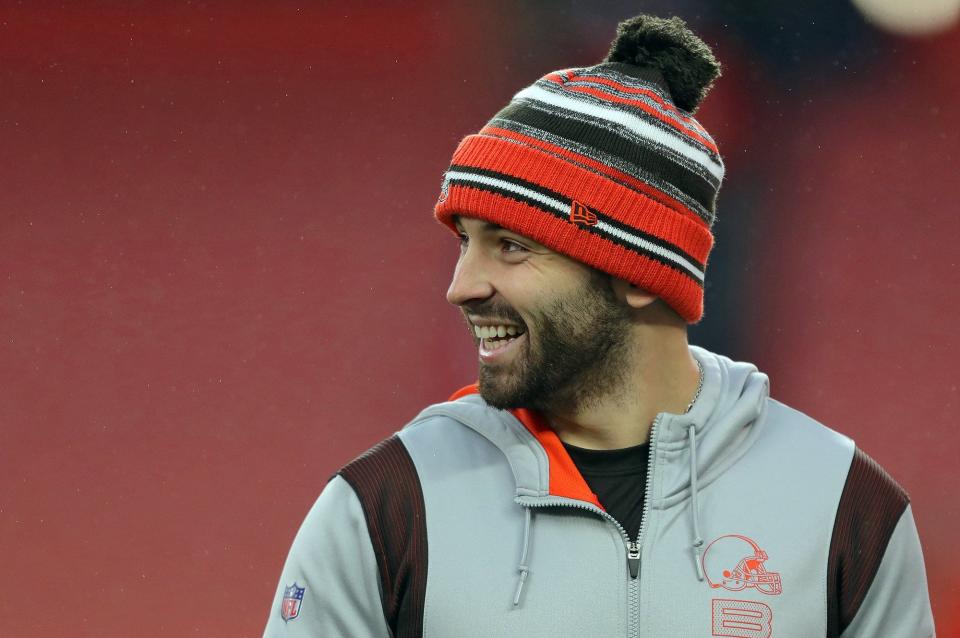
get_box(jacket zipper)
[626,540,640,578]
[514,414,662,638]
[517,496,633,546]
[630,413,662,637]
[635,414,662,570]
[518,497,640,637]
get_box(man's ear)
[609,277,658,310]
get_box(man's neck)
[545,325,700,450]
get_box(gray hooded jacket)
[264,347,934,637]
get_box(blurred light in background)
[851,0,960,35]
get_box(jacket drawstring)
[513,507,533,605]
[688,424,705,581]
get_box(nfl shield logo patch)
[281,583,305,621]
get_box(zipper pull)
[626,541,640,579]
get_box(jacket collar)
[417,346,769,508]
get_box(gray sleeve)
[262,475,391,637]
[841,505,935,637]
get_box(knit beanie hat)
[434,15,723,323]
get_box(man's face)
[447,217,633,413]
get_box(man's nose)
[446,249,495,306]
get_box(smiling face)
[446,217,634,413]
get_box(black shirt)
[563,441,650,541]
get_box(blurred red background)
[1,3,957,635]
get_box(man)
[264,15,934,637]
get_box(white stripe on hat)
[594,220,704,282]
[445,170,568,213]
[513,84,724,183]
[444,169,705,282]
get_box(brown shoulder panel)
[826,447,909,637]
[338,436,427,638]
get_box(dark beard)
[476,271,632,413]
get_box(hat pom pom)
[605,15,721,113]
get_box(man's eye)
[457,233,469,248]
[502,239,527,253]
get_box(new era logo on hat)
[570,201,598,227]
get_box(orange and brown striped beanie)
[434,15,723,323]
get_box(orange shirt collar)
[448,384,602,509]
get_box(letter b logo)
[711,599,772,638]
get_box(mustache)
[460,299,526,327]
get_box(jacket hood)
[412,346,769,510]
[653,346,769,508]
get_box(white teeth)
[473,324,524,340]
